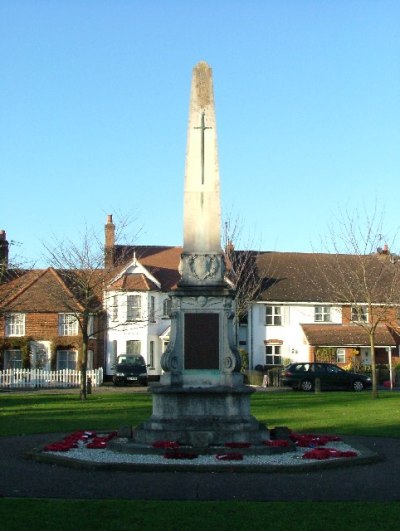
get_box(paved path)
[1,433,399,501]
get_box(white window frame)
[265,306,282,326]
[58,313,79,336]
[314,306,331,323]
[163,298,172,318]
[56,350,77,370]
[351,306,368,323]
[149,296,155,322]
[127,294,142,321]
[4,349,23,369]
[265,345,282,365]
[5,313,25,337]
[336,348,346,363]
[111,294,118,321]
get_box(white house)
[103,246,181,379]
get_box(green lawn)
[1,389,400,529]
[1,388,400,437]
[0,500,400,531]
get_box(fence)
[0,368,103,389]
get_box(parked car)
[113,355,148,386]
[281,362,371,392]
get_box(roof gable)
[0,268,84,313]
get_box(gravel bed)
[45,439,359,467]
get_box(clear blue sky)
[1,0,399,265]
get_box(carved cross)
[194,112,212,185]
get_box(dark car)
[281,362,371,392]
[113,355,148,386]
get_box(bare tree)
[317,206,400,398]
[222,217,264,324]
[44,214,139,399]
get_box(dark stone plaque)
[184,313,219,369]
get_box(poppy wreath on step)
[302,447,358,460]
[43,430,116,452]
[290,433,342,447]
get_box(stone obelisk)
[183,61,221,255]
[133,62,268,447]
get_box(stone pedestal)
[134,385,268,447]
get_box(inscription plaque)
[184,313,219,369]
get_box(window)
[58,314,79,336]
[126,340,141,355]
[265,345,282,365]
[112,295,118,321]
[57,350,77,370]
[4,350,22,369]
[149,296,155,322]
[5,313,25,336]
[336,348,346,363]
[351,306,368,323]
[314,306,331,322]
[127,295,141,321]
[149,341,154,368]
[265,306,282,326]
[163,298,172,318]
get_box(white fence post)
[0,368,104,389]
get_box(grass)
[1,388,400,437]
[2,389,400,529]
[0,500,400,531]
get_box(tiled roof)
[301,324,397,347]
[255,252,400,303]
[109,273,160,291]
[0,268,101,313]
[113,245,182,290]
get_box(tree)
[44,214,139,399]
[222,218,264,324]
[316,207,400,398]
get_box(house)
[247,251,400,372]
[2,218,400,378]
[102,217,181,378]
[0,259,104,372]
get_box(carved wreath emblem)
[188,254,219,280]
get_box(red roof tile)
[301,323,396,347]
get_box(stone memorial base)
[133,384,269,447]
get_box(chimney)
[104,215,115,269]
[0,230,9,269]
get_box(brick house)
[0,265,104,372]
